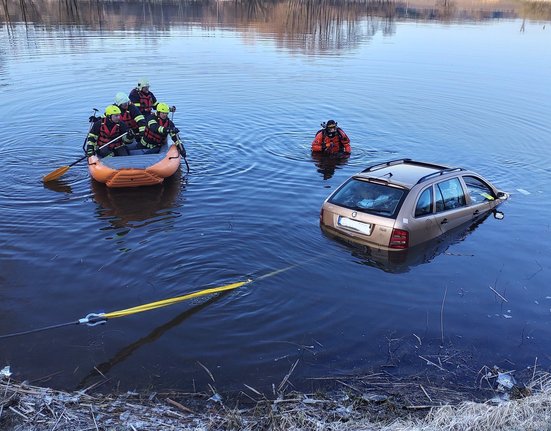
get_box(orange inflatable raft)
[88,143,181,188]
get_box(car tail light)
[389,228,409,249]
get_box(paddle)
[81,108,99,153]
[170,110,190,173]
[175,132,190,173]
[43,132,128,183]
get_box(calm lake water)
[1,0,550,395]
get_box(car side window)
[463,176,495,204]
[435,178,466,213]
[415,187,433,217]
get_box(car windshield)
[329,178,405,217]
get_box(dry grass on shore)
[1,370,551,430]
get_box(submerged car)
[320,159,508,250]
[322,209,502,273]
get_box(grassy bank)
[1,369,550,430]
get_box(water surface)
[1,0,550,394]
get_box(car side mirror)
[493,210,505,220]
[496,191,507,199]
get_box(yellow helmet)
[105,105,122,116]
[156,103,170,114]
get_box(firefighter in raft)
[138,102,186,156]
[86,105,135,157]
[129,78,175,117]
[129,78,158,116]
[114,92,146,145]
[311,120,351,155]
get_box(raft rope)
[0,262,301,340]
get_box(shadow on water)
[322,210,505,273]
[311,152,350,181]
[91,171,184,231]
[76,291,229,391]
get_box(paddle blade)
[43,166,70,183]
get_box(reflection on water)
[0,0,549,397]
[3,0,537,26]
[76,291,227,390]
[3,0,550,53]
[322,210,501,273]
[91,172,184,231]
[43,178,73,194]
[311,152,350,180]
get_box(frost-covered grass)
[1,372,550,430]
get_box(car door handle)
[441,218,448,225]
[473,210,480,216]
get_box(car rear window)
[329,178,405,217]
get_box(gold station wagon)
[320,159,508,250]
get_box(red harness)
[144,117,169,145]
[139,91,153,114]
[120,109,138,131]
[98,118,121,148]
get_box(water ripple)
[1,19,551,394]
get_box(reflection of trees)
[435,0,456,21]
[0,0,390,52]
[520,1,551,20]
[0,0,530,26]
[254,0,397,51]
[1,0,539,52]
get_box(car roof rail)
[362,158,412,172]
[361,158,452,173]
[416,167,465,184]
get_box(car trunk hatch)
[322,203,397,248]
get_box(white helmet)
[137,78,150,90]
[114,92,130,105]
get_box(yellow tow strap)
[102,280,251,320]
[94,261,304,323]
[0,263,305,338]
[75,262,306,327]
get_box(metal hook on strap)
[78,313,107,327]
